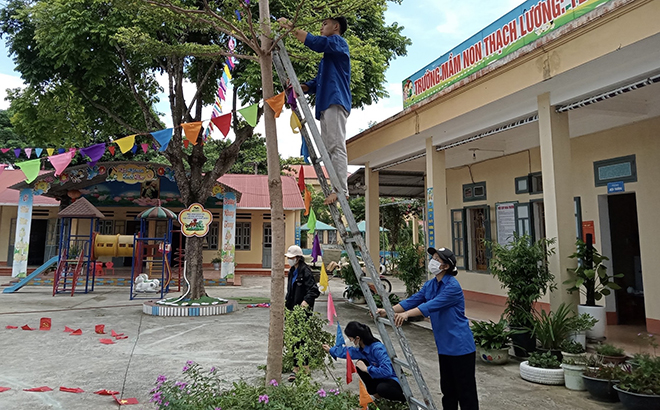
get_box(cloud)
[0,73,24,110]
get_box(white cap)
[284,245,303,258]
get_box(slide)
[3,256,59,293]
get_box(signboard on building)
[496,202,517,246]
[607,181,625,193]
[426,188,435,249]
[178,203,213,238]
[12,189,33,278]
[402,0,615,108]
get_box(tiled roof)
[58,197,105,219]
[0,170,59,207]
[283,165,329,180]
[219,174,304,210]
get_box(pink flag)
[24,148,32,158]
[141,143,149,153]
[48,151,74,176]
[0,148,9,153]
[327,292,337,325]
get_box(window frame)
[462,182,487,202]
[464,204,491,273]
[235,221,251,251]
[515,176,529,194]
[593,155,637,186]
[450,208,466,270]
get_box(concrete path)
[0,276,623,409]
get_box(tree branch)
[115,45,161,129]
[78,89,146,134]
[184,60,218,120]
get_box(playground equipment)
[129,204,177,300]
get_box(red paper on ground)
[39,317,52,331]
[5,326,17,329]
[21,325,34,331]
[70,329,82,335]
[115,335,128,340]
[113,395,139,405]
[59,387,84,393]
[24,386,53,392]
[64,326,75,332]
[100,338,115,344]
[95,324,105,334]
[111,330,124,337]
[0,387,11,392]
[94,389,120,395]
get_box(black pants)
[438,352,479,410]
[356,359,406,402]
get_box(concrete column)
[365,163,380,263]
[411,215,419,245]
[537,92,580,311]
[425,138,449,249]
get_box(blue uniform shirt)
[399,275,476,356]
[303,33,352,120]
[329,341,398,381]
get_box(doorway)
[28,220,48,266]
[262,223,272,268]
[608,193,644,325]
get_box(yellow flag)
[290,111,302,133]
[265,92,285,118]
[319,263,329,292]
[304,188,312,216]
[223,64,232,80]
[115,135,136,154]
[358,379,373,409]
[46,148,55,156]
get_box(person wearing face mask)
[322,321,406,403]
[375,247,479,410]
[284,244,321,381]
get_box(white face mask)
[288,258,297,267]
[352,337,360,347]
[428,259,442,275]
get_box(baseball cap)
[285,245,304,258]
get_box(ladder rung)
[410,397,431,410]
[377,317,393,327]
[360,276,373,283]
[393,357,411,370]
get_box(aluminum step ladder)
[272,40,437,410]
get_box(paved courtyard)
[0,276,623,409]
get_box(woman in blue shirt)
[323,321,406,402]
[376,247,479,410]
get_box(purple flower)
[175,381,187,390]
[258,394,269,404]
[269,379,279,387]
[210,366,216,373]
[317,388,326,398]
[214,408,222,410]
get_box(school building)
[346,0,660,332]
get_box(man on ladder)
[278,16,351,205]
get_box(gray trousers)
[320,105,349,197]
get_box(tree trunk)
[259,0,286,385]
[186,236,206,299]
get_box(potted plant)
[487,233,557,358]
[567,312,597,349]
[595,343,627,364]
[341,263,365,304]
[531,303,574,361]
[614,354,660,409]
[520,351,564,385]
[471,316,522,365]
[211,254,222,271]
[560,339,587,362]
[563,238,622,339]
[394,243,426,298]
[583,364,627,402]
[562,357,587,391]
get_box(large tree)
[1,0,409,382]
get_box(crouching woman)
[323,321,406,402]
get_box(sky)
[0,0,523,159]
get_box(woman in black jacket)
[284,245,321,381]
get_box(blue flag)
[335,322,345,348]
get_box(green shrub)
[527,351,561,369]
[470,316,522,350]
[595,343,625,357]
[373,293,401,308]
[283,306,335,373]
[560,339,585,354]
[394,244,426,297]
[618,354,660,395]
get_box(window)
[327,230,337,245]
[98,220,114,235]
[451,209,466,269]
[205,222,219,250]
[531,200,546,242]
[463,182,487,202]
[515,176,529,194]
[236,222,251,250]
[574,197,582,240]
[515,203,532,237]
[466,206,491,271]
[594,155,636,186]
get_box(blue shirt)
[399,275,475,356]
[329,341,398,381]
[303,33,352,120]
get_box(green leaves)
[564,239,621,306]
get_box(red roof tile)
[0,170,60,207]
[283,165,329,180]
[219,174,304,210]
